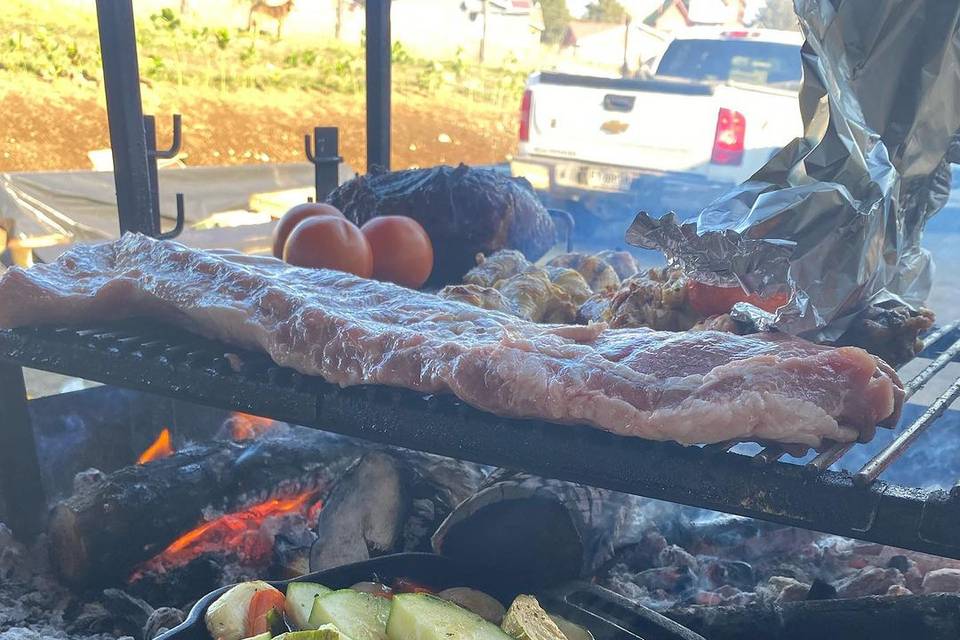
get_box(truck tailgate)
[524,74,721,173]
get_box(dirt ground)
[0,75,519,173]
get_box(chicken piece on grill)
[547,252,620,292]
[462,250,531,288]
[576,291,614,325]
[497,269,578,323]
[437,284,517,315]
[594,250,639,280]
[544,267,593,306]
[832,303,936,368]
[579,268,934,367]
[691,314,746,333]
[577,267,700,331]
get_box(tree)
[751,0,799,31]
[584,0,626,24]
[540,0,572,44]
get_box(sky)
[565,0,767,22]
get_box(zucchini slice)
[274,626,353,640]
[285,582,333,630]
[387,593,512,640]
[308,590,391,640]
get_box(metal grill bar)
[2,322,960,559]
[751,446,784,464]
[921,320,960,351]
[702,441,737,454]
[806,331,960,474]
[854,378,960,486]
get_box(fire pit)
[2,2,960,640]
[1,318,960,640]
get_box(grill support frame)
[1,323,958,557]
[0,361,45,538]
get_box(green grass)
[0,1,529,107]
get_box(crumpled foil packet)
[627,0,960,341]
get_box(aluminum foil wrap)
[627,0,960,340]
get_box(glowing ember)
[137,428,174,464]
[230,412,279,441]
[132,490,322,579]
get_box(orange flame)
[230,412,279,441]
[137,428,174,464]
[131,490,322,580]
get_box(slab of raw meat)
[0,235,903,448]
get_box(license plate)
[578,167,636,192]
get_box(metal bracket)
[144,114,185,240]
[304,127,342,202]
[151,113,183,159]
[158,193,186,241]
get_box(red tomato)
[272,202,344,258]
[283,216,374,278]
[245,586,285,637]
[685,280,788,316]
[361,216,434,289]
[392,577,435,594]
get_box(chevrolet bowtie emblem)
[600,120,629,134]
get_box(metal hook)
[158,193,185,240]
[304,127,342,164]
[153,114,182,160]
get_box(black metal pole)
[304,127,342,201]
[95,0,158,236]
[143,115,161,222]
[0,363,45,539]
[365,0,391,171]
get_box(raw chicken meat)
[0,235,903,448]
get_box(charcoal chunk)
[806,578,837,600]
[887,555,911,573]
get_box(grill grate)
[1,321,959,559]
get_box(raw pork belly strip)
[0,235,903,448]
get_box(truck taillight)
[711,108,746,165]
[519,89,532,142]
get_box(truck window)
[655,39,802,88]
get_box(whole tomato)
[272,202,344,258]
[283,216,373,278]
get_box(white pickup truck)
[511,28,804,229]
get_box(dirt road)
[0,76,519,173]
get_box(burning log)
[48,430,363,586]
[309,450,489,571]
[310,452,412,571]
[432,470,643,592]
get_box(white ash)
[0,523,180,640]
[72,469,107,495]
[599,508,960,611]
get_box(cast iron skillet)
[157,553,702,640]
